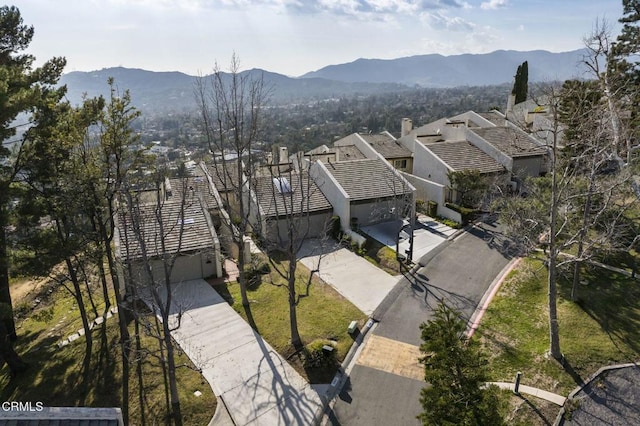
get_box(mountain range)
[59,49,589,113]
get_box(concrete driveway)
[146,279,323,425]
[297,239,398,316]
[360,215,456,262]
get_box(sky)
[15,0,624,77]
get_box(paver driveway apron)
[146,279,323,426]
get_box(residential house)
[396,110,549,209]
[115,177,223,292]
[310,158,415,232]
[250,167,333,244]
[334,132,414,173]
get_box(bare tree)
[118,177,196,426]
[194,54,270,326]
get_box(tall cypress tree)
[511,61,529,104]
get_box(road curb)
[466,257,522,338]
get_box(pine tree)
[0,5,66,377]
[418,303,504,426]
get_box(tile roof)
[205,162,240,192]
[471,127,548,157]
[254,171,332,217]
[476,112,507,126]
[425,141,505,174]
[0,407,123,426]
[117,195,215,260]
[324,159,413,201]
[168,176,218,211]
[360,133,412,159]
[335,144,367,160]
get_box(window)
[273,177,292,194]
[394,159,408,169]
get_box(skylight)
[273,177,292,194]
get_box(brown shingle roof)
[471,127,548,157]
[168,176,217,211]
[118,196,215,260]
[425,141,505,174]
[205,162,240,192]
[335,144,367,160]
[324,159,412,201]
[360,133,412,159]
[476,112,507,126]
[254,172,332,217]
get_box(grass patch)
[1,278,216,425]
[476,257,640,424]
[361,238,401,276]
[220,255,366,383]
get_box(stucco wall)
[412,143,453,187]
[266,211,332,244]
[128,249,219,286]
[310,161,350,230]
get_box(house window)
[273,177,292,194]
[394,159,407,169]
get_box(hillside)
[59,68,409,114]
[302,49,587,87]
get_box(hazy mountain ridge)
[59,68,409,114]
[59,49,587,114]
[302,49,589,86]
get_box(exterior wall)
[266,210,332,244]
[401,172,461,222]
[350,196,413,228]
[128,249,220,286]
[310,161,350,230]
[512,156,543,179]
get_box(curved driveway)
[328,221,514,425]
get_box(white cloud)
[424,12,476,31]
[480,0,508,10]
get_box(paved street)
[328,220,514,425]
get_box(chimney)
[506,94,516,119]
[279,146,288,164]
[271,144,279,164]
[401,118,413,137]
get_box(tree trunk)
[548,113,562,361]
[163,320,183,426]
[0,317,28,377]
[571,181,594,302]
[0,205,17,341]
[288,258,302,350]
[548,249,562,360]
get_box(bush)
[244,256,270,287]
[435,216,462,229]
[303,339,337,369]
[445,202,476,223]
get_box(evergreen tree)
[511,61,528,104]
[418,303,504,426]
[0,5,66,377]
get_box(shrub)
[303,339,336,369]
[445,202,476,223]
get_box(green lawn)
[216,255,367,383]
[476,256,640,425]
[1,279,216,425]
